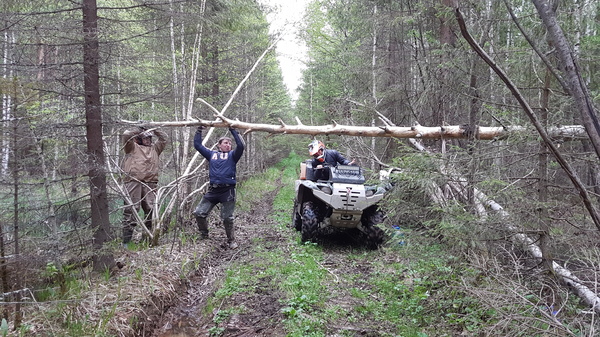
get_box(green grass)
[219,151,524,336]
[236,164,291,213]
[35,151,590,336]
[271,152,302,227]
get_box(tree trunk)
[538,67,555,279]
[532,0,600,159]
[3,79,17,326]
[82,0,113,270]
[1,31,14,177]
[122,118,591,142]
[467,55,481,209]
[433,0,457,129]
[12,105,22,330]
[369,3,377,171]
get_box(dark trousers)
[122,180,157,243]
[192,185,236,241]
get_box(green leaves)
[0,319,8,337]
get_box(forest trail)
[139,163,406,337]
[22,156,585,336]
[148,173,289,337]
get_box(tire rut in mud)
[148,181,288,337]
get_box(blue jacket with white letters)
[194,128,245,186]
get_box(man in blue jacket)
[193,126,245,249]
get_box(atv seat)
[300,160,317,181]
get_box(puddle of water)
[156,316,199,337]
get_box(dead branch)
[120,118,588,142]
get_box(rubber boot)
[196,216,209,239]
[123,224,134,245]
[224,219,237,249]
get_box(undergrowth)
[207,152,590,337]
[16,152,596,336]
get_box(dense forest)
[1,0,599,335]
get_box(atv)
[292,160,390,249]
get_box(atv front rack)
[300,160,365,184]
[329,165,365,184]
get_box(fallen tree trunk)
[120,117,589,142]
[406,135,600,314]
[483,197,600,314]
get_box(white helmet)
[308,140,325,156]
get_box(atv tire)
[292,199,302,231]
[361,209,386,249]
[301,201,319,242]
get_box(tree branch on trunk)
[455,7,600,231]
[531,0,600,159]
[502,0,569,93]
[410,133,600,314]
[376,106,600,314]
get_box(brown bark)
[82,0,113,270]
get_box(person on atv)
[308,139,356,180]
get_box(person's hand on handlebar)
[315,163,333,169]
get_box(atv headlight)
[319,186,332,194]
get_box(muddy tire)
[301,201,319,242]
[292,199,302,231]
[361,209,386,249]
[362,225,385,249]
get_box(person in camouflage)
[121,126,167,244]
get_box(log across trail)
[121,117,588,141]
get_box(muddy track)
[146,179,288,337]
[137,168,397,337]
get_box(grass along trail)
[150,153,452,337]
[17,153,586,336]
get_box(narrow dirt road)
[135,163,408,337]
[149,177,289,336]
